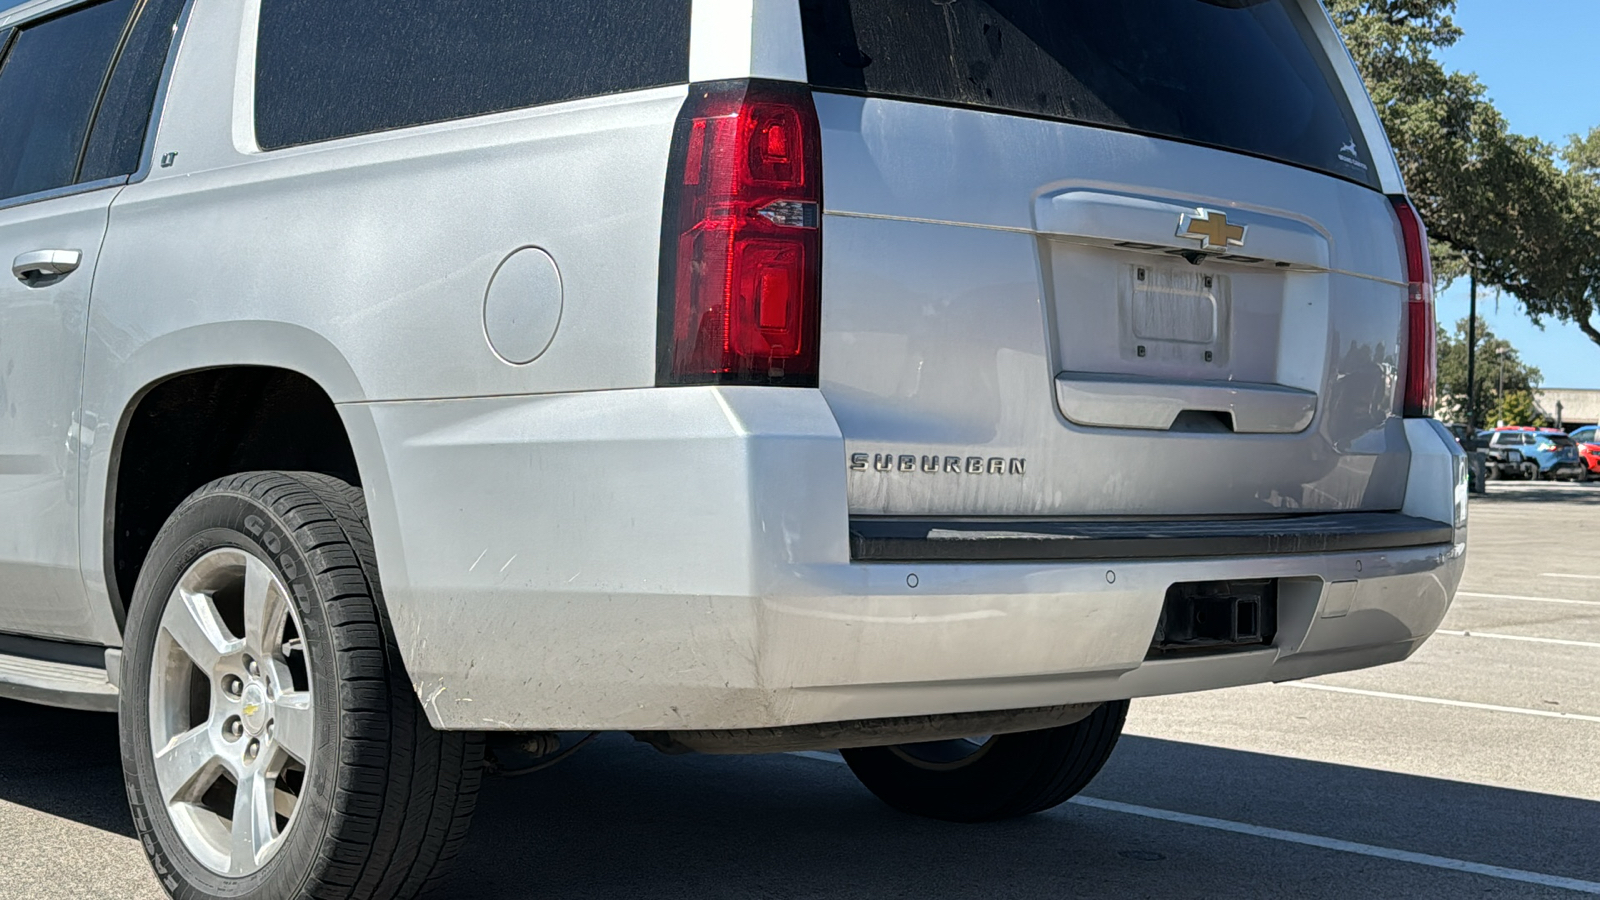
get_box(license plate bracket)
[1122,264,1231,368]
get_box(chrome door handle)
[12,249,82,283]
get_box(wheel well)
[110,368,361,620]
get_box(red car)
[1569,426,1600,478]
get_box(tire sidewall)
[121,488,341,900]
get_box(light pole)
[1466,269,1478,430]
[1496,347,1507,425]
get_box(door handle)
[12,249,82,284]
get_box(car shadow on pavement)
[443,733,1600,899]
[0,699,133,838]
[5,701,1599,899]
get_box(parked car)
[1482,427,1586,481]
[1477,430,1532,480]
[1570,426,1600,478]
[0,1,1466,898]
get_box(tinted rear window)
[800,0,1380,189]
[0,0,135,200]
[255,0,691,150]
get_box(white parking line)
[1284,682,1600,723]
[1457,590,1600,607]
[787,751,1600,894]
[1069,797,1600,895]
[1438,629,1600,650]
[1542,573,1600,581]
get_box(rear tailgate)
[802,0,1412,518]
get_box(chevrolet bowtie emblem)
[1178,209,1247,251]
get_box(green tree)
[1565,126,1600,177]
[1435,316,1540,425]
[1328,1,1600,349]
[1488,390,1542,428]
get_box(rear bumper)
[342,388,1467,732]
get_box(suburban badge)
[850,453,1026,476]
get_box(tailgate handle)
[1055,372,1316,434]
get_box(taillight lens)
[1391,196,1436,417]
[657,80,823,386]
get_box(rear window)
[799,0,1380,189]
[1543,435,1575,447]
[0,0,135,200]
[255,0,691,150]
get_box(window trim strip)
[124,0,196,185]
[0,174,128,213]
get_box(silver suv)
[0,0,1466,897]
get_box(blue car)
[1481,429,1587,481]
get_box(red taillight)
[657,80,822,386]
[1391,196,1436,417]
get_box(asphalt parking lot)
[3,481,1599,899]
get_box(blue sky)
[1430,1,1600,388]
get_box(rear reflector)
[657,80,823,386]
[1390,196,1436,418]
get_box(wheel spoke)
[273,691,314,764]
[162,587,238,672]
[274,786,298,820]
[242,555,287,661]
[229,770,276,876]
[154,725,222,805]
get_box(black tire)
[840,701,1129,823]
[120,472,483,900]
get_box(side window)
[254,0,692,150]
[0,0,136,201]
[79,0,190,183]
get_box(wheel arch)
[88,321,393,631]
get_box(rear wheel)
[120,472,483,900]
[840,701,1128,822]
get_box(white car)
[0,1,1466,898]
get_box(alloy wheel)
[147,548,314,876]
